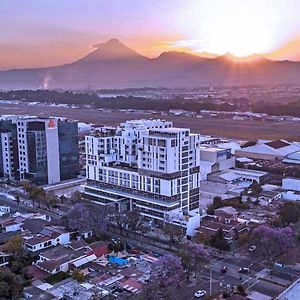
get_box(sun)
[206,13,271,57]
[179,1,276,58]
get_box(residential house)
[199,206,248,241]
[23,226,71,252]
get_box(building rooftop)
[265,140,290,149]
[48,278,95,300]
[22,219,51,234]
[276,277,300,300]
[39,245,80,260]
[24,286,56,300]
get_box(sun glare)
[178,1,282,58]
[206,13,271,57]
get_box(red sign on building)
[48,119,56,129]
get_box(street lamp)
[210,266,212,296]
[248,263,254,290]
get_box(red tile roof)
[36,259,61,272]
[25,265,49,280]
[119,278,143,293]
[24,236,50,246]
[87,244,108,258]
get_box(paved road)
[0,192,62,221]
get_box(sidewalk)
[256,268,290,287]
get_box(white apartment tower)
[83,119,202,223]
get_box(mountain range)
[1,39,300,90]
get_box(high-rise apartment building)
[82,119,202,224]
[0,115,79,185]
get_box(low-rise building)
[199,206,248,241]
[208,168,270,185]
[23,226,71,252]
[200,147,235,180]
[235,140,300,161]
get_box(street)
[176,255,288,300]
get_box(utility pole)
[210,266,212,296]
[248,263,254,290]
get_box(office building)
[0,115,79,185]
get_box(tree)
[4,235,32,273]
[41,192,59,211]
[72,268,85,282]
[237,284,247,296]
[15,196,20,207]
[4,235,23,255]
[28,185,45,207]
[162,223,183,247]
[249,180,262,195]
[64,203,109,235]
[71,191,82,203]
[206,204,215,215]
[279,202,300,225]
[210,228,230,251]
[20,179,31,193]
[150,254,185,288]
[252,225,293,264]
[0,269,23,299]
[181,242,209,279]
[109,210,147,237]
[108,238,125,252]
[213,196,223,208]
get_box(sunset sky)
[1,0,300,70]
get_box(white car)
[248,245,257,252]
[194,290,207,298]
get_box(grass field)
[1,103,299,141]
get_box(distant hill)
[1,39,300,90]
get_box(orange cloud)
[265,35,300,61]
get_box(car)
[221,266,228,273]
[238,267,250,274]
[194,290,207,298]
[248,245,257,252]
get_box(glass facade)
[58,121,79,181]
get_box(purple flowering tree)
[150,253,185,288]
[187,241,210,258]
[65,202,109,234]
[252,225,293,264]
[181,241,209,279]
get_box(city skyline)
[1,0,300,70]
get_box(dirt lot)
[1,103,299,140]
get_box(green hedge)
[45,272,70,285]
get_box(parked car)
[248,245,257,252]
[221,266,228,273]
[194,290,207,298]
[238,267,250,274]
